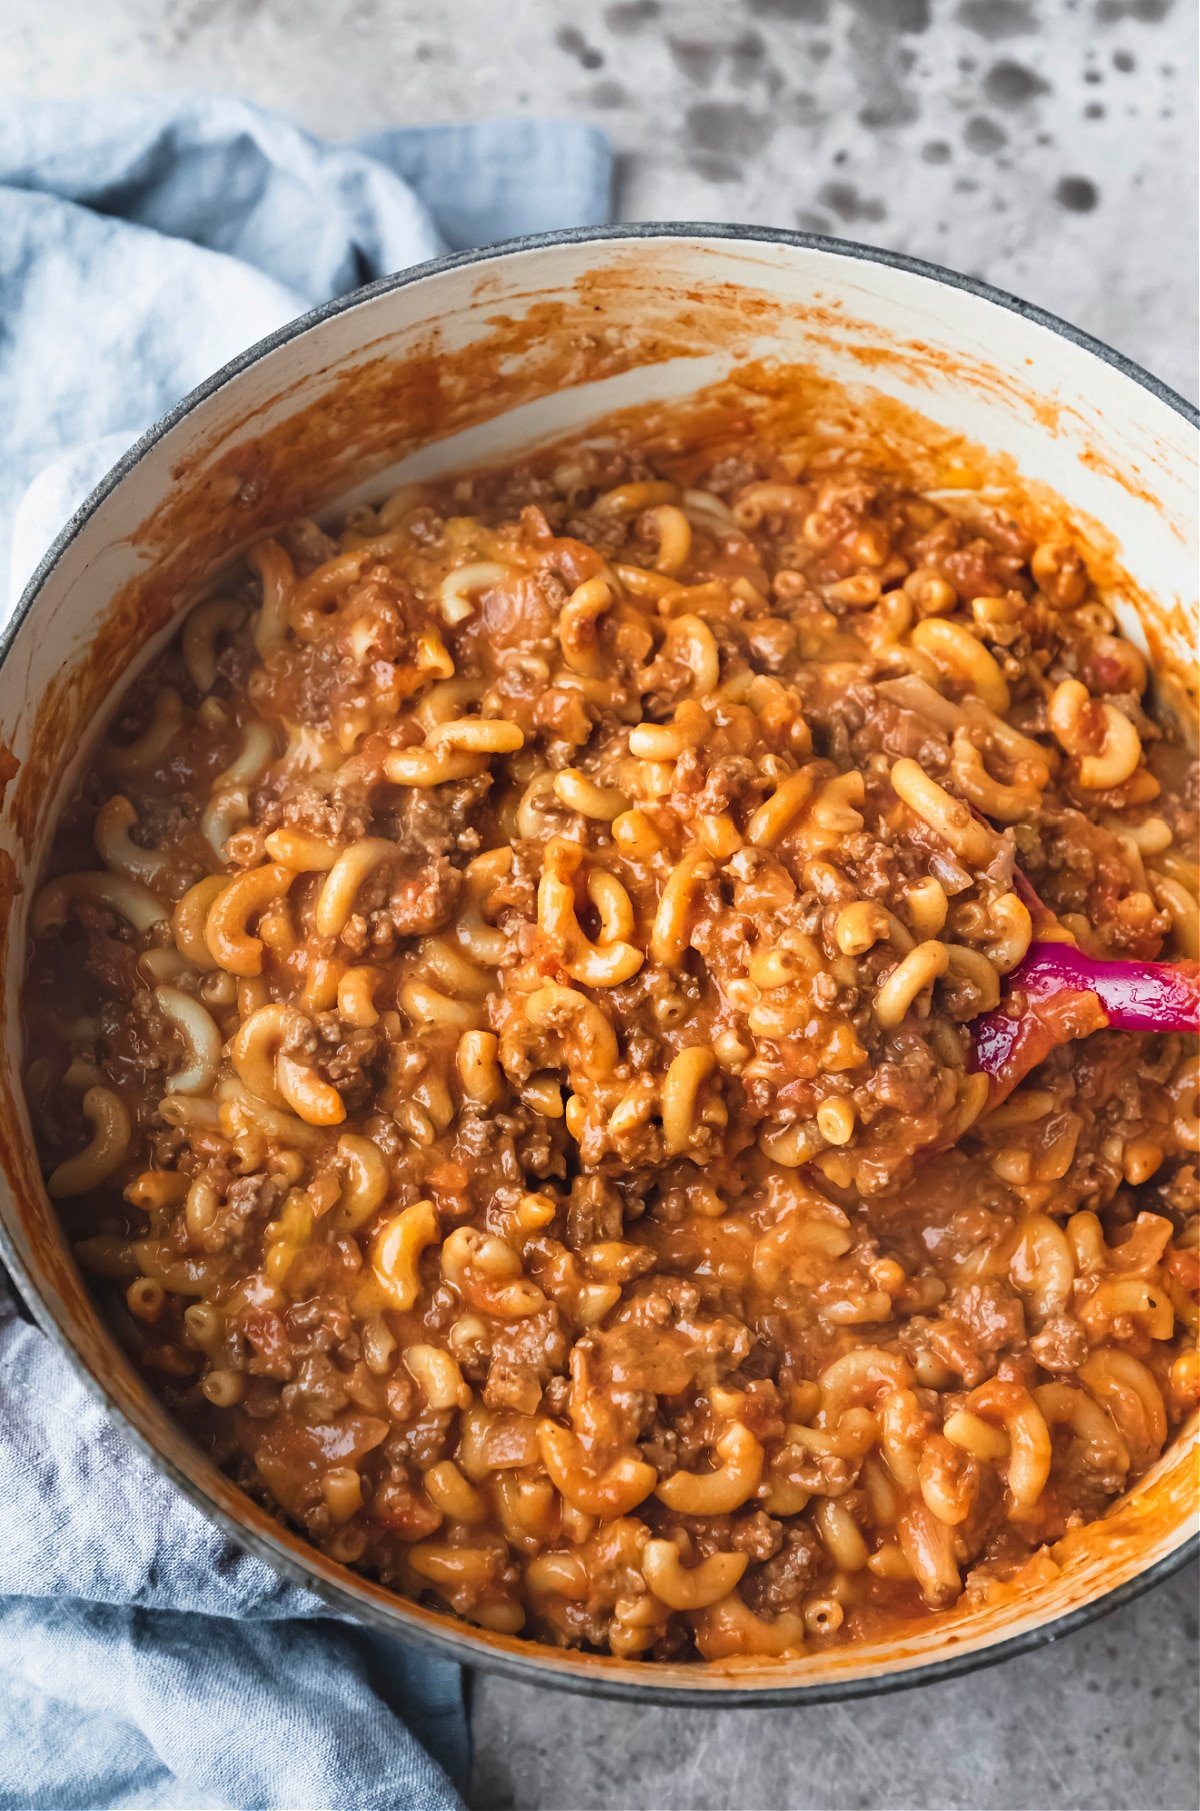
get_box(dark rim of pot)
[1,222,1196,1706]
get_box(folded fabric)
[0,92,612,1811]
[1,93,612,599]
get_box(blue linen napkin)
[0,94,612,1811]
[1,93,612,598]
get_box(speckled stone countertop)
[4,1,1197,1806]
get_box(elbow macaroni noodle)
[22,403,1198,1661]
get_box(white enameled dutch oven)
[0,227,1196,1704]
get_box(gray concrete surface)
[4,4,1197,1808]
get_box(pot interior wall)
[0,231,1195,1694]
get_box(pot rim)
[7,218,1198,665]
[2,221,1196,1704]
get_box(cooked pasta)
[22,398,1199,1662]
